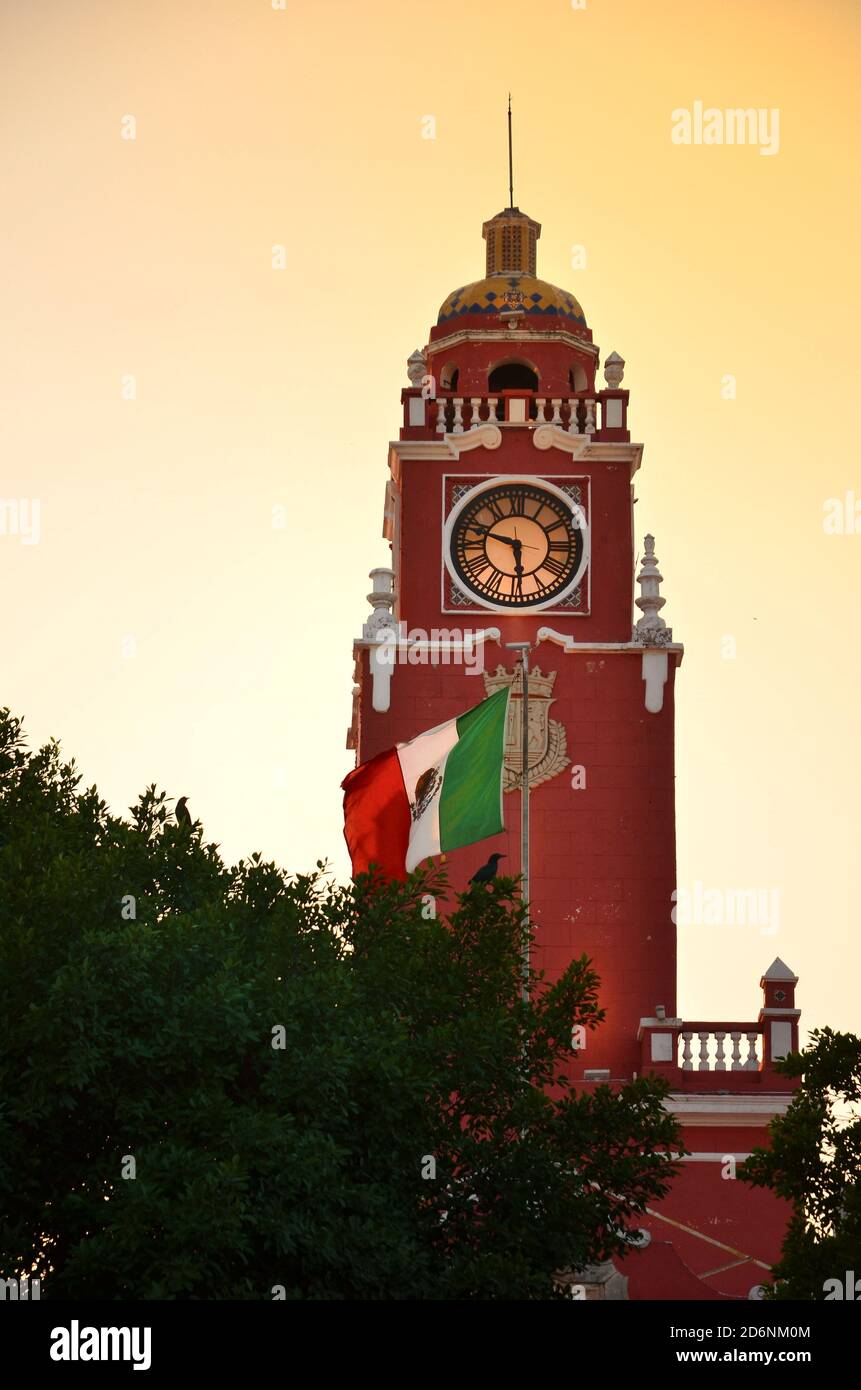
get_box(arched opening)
[488,360,539,393]
[440,362,459,392]
[568,364,588,392]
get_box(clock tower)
[346,204,799,1299]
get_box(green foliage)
[0,709,681,1299]
[741,1029,861,1299]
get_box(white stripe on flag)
[397,717,458,872]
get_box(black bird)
[470,852,506,884]
[175,796,192,829]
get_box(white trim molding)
[428,327,600,360]
[678,1152,754,1163]
[665,1093,795,1127]
[532,424,644,477]
[388,432,642,476]
[387,426,501,472]
[536,626,684,714]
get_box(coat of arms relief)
[482,665,570,791]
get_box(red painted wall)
[633,1129,793,1297]
[426,336,596,397]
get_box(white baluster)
[551,398,562,426]
[713,1031,727,1071]
[681,1032,693,1070]
[567,398,581,435]
[436,399,447,434]
[470,397,482,430]
[730,1031,743,1070]
[585,398,596,435]
[452,397,464,434]
[697,1031,711,1071]
[536,397,547,423]
[745,1032,760,1070]
[487,396,499,422]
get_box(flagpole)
[506,641,531,1003]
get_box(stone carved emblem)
[482,665,570,792]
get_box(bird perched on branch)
[175,796,192,829]
[470,852,505,884]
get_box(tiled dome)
[437,272,587,327]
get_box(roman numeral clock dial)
[445,479,588,611]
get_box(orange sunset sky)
[2,0,859,1042]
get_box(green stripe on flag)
[438,688,509,853]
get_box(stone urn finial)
[362,567,398,640]
[407,348,426,387]
[635,535,671,644]
[603,350,625,389]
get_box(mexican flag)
[342,688,510,880]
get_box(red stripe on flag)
[341,746,411,881]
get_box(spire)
[479,97,540,275]
[507,93,514,209]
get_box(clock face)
[446,479,587,610]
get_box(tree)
[0,709,682,1299]
[741,1029,861,1299]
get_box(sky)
[2,0,859,1043]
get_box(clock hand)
[463,522,538,550]
[492,533,539,550]
[487,530,539,551]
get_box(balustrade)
[427,392,604,435]
[678,1026,762,1072]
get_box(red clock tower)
[347,205,798,1300]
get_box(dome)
[437,272,587,327]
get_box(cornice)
[664,1094,794,1125]
[427,327,599,359]
[388,428,643,474]
[537,627,684,663]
